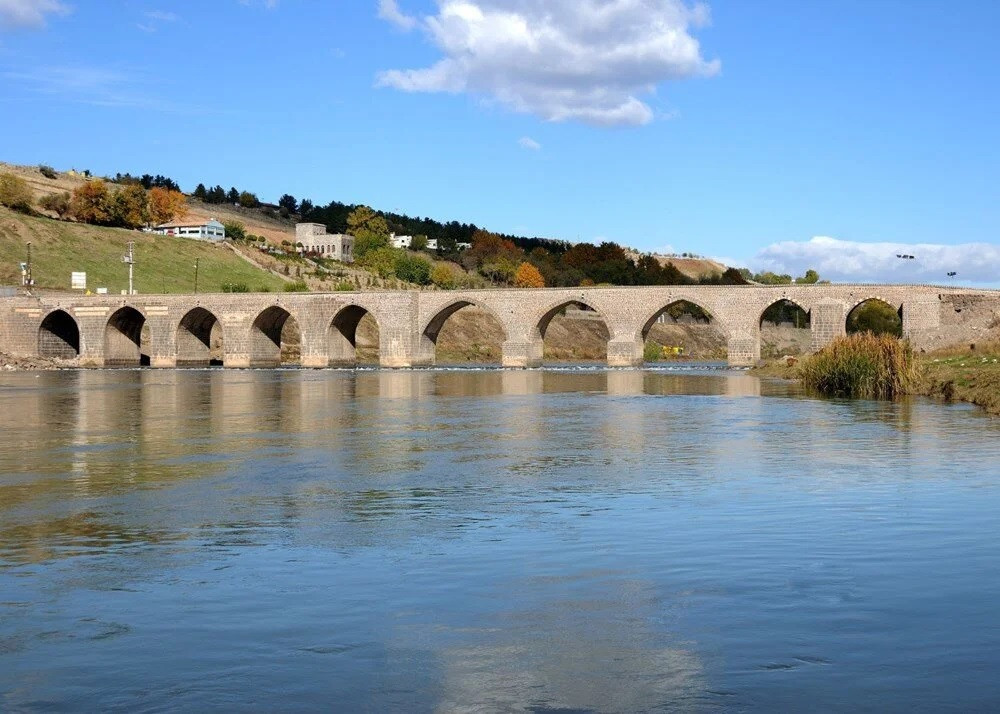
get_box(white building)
[390,233,413,249]
[296,223,354,263]
[391,233,438,251]
[153,218,225,242]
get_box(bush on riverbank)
[800,333,918,399]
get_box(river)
[1,368,999,712]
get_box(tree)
[299,198,314,216]
[193,183,208,201]
[227,187,239,204]
[514,261,545,288]
[148,187,186,225]
[207,185,226,204]
[358,246,398,278]
[238,191,259,208]
[0,173,34,212]
[109,183,149,228]
[847,301,903,337]
[39,191,71,218]
[346,205,390,258]
[278,194,298,214]
[798,268,820,284]
[70,179,111,224]
[409,234,429,251]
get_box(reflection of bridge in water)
[3,284,997,368]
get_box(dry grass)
[799,333,919,399]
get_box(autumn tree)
[358,246,397,278]
[39,191,71,218]
[238,191,259,208]
[70,179,111,225]
[149,187,186,225]
[346,205,390,258]
[431,263,457,289]
[109,183,149,228]
[514,261,545,288]
[0,173,34,212]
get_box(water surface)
[1,368,999,712]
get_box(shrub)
[358,246,398,279]
[222,282,250,293]
[799,333,919,399]
[283,280,309,292]
[0,172,34,212]
[431,263,457,289]
[224,221,246,241]
[395,252,432,285]
[38,191,71,218]
[643,340,664,362]
[38,165,57,179]
[334,280,354,291]
[258,285,271,293]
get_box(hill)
[0,207,286,294]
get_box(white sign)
[96,287,108,295]
[71,272,86,289]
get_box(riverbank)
[752,342,1000,416]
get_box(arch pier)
[1,285,996,369]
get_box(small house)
[153,218,226,242]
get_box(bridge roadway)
[2,284,998,368]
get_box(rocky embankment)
[1,352,78,370]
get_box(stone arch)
[250,305,301,367]
[640,298,718,339]
[758,298,810,328]
[846,297,903,337]
[639,299,723,362]
[758,299,812,359]
[533,299,611,362]
[329,304,380,365]
[419,299,508,364]
[38,309,80,358]
[177,307,223,366]
[105,306,149,367]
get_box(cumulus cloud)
[378,0,416,30]
[376,0,719,127]
[0,0,69,29]
[517,136,540,150]
[753,236,1000,286]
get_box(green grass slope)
[0,208,286,294]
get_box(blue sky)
[1,0,998,284]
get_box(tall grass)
[800,333,919,399]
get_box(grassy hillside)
[0,207,286,294]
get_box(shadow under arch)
[534,299,610,363]
[419,299,508,364]
[329,304,380,365]
[105,306,149,367]
[177,307,223,366]
[846,297,903,337]
[250,305,301,367]
[38,309,80,358]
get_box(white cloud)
[753,236,1000,286]
[376,0,719,127]
[378,0,416,31]
[0,0,69,29]
[4,65,180,111]
[137,9,177,32]
[517,136,540,150]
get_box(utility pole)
[24,241,32,292]
[122,241,135,295]
[194,258,200,294]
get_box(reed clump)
[800,333,919,399]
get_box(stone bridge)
[1,285,997,368]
